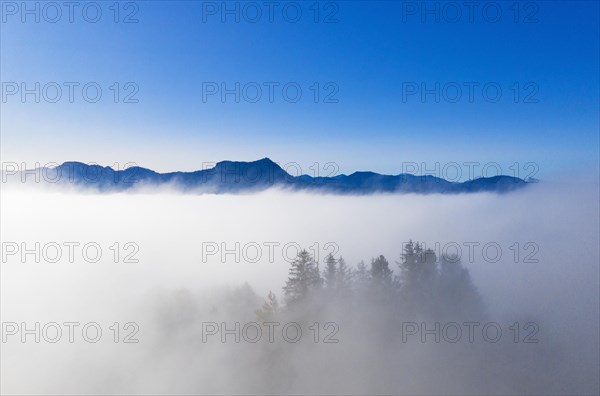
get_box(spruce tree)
[369,255,396,306]
[370,255,394,285]
[283,250,322,306]
[336,257,351,287]
[436,254,485,320]
[336,256,353,298]
[255,291,280,321]
[323,253,338,290]
[353,260,370,296]
[398,241,437,288]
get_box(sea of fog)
[1,179,598,395]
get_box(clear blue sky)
[1,1,598,179]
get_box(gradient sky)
[1,0,598,179]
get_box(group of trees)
[257,240,485,321]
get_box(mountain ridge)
[6,157,531,194]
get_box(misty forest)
[147,241,573,395]
[2,184,598,395]
[258,241,484,323]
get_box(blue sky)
[1,1,598,179]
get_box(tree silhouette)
[255,291,280,321]
[323,253,337,290]
[336,256,353,298]
[283,250,322,306]
[370,255,394,285]
[435,254,486,320]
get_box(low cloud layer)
[1,177,598,395]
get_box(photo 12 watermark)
[201,321,339,344]
[201,81,339,104]
[398,161,539,182]
[199,1,340,24]
[1,241,140,264]
[401,81,539,104]
[400,1,540,24]
[1,82,140,104]
[2,322,140,343]
[402,241,540,264]
[400,321,540,344]
[201,241,339,264]
[1,1,140,24]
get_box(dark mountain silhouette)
[10,158,530,194]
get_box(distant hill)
[5,158,530,194]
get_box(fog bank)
[1,177,598,395]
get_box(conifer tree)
[283,250,322,306]
[323,253,338,290]
[353,260,370,296]
[370,255,394,285]
[435,254,485,320]
[255,291,280,321]
[336,257,352,289]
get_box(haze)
[1,177,598,395]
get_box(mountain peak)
[212,157,284,173]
